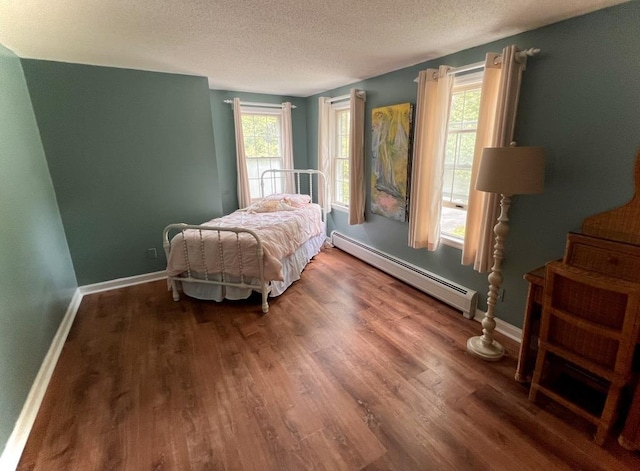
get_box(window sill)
[331,204,349,213]
[440,234,463,250]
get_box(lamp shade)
[475,146,545,195]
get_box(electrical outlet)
[147,248,158,259]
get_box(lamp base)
[466,336,505,361]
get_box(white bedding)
[166,201,324,287]
[179,232,325,300]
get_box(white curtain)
[462,45,528,271]
[408,66,454,250]
[282,102,295,193]
[233,97,251,209]
[348,89,366,225]
[317,97,332,212]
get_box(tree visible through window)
[241,109,283,199]
[441,73,482,241]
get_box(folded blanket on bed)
[166,203,324,281]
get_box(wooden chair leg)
[528,382,539,402]
[528,347,548,403]
[595,384,623,445]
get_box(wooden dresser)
[517,149,640,449]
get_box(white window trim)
[440,234,464,249]
[241,105,284,116]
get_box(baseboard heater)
[330,231,478,319]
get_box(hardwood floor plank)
[17,247,640,471]
[245,290,388,469]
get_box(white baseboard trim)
[1,270,168,471]
[79,270,167,295]
[0,288,82,471]
[472,308,522,343]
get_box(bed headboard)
[260,168,327,204]
[260,169,328,223]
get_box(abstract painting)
[371,103,414,221]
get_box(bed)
[162,169,327,313]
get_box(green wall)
[209,90,309,214]
[22,61,223,285]
[307,1,640,328]
[0,45,77,454]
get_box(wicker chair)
[529,261,640,445]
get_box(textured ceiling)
[0,0,629,97]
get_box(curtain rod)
[326,90,366,103]
[223,100,296,109]
[447,60,486,76]
[413,60,485,83]
[328,94,350,103]
[413,47,540,82]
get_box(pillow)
[285,194,312,208]
[262,193,312,208]
[246,199,296,213]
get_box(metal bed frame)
[163,169,326,313]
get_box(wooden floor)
[19,247,640,471]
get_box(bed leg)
[169,279,180,301]
[261,289,269,313]
[258,282,269,313]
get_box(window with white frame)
[330,101,351,208]
[241,107,283,200]
[440,71,483,242]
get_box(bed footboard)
[162,223,271,313]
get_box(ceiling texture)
[0,0,629,97]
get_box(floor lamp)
[467,145,545,361]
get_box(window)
[440,72,483,243]
[241,107,283,200]
[318,91,365,222]
[409,48,530,266]
[330,102,350,208]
